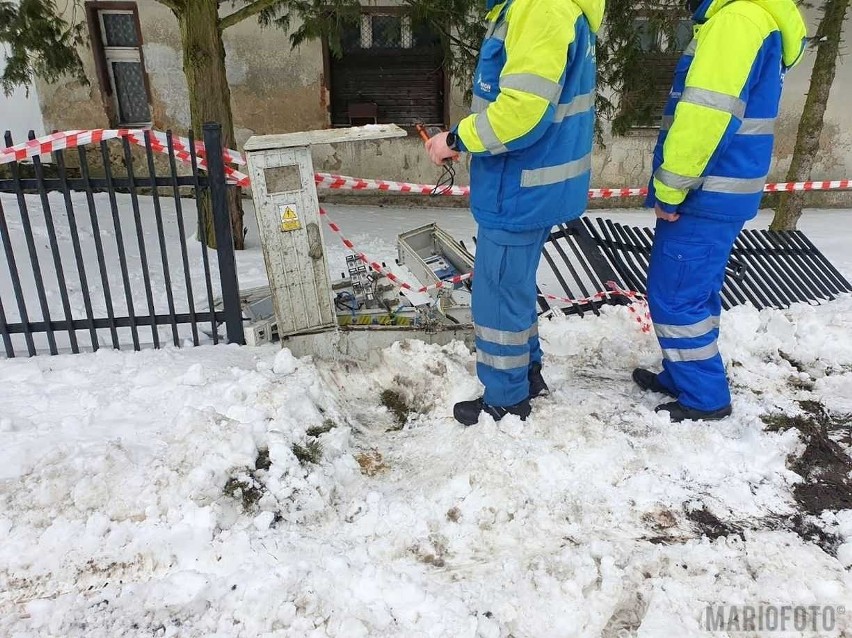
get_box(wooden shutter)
[328,13,446,127]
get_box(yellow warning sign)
[280,206,301,232]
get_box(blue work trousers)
[647,214,745,412]
[472,226,551,407]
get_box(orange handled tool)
[416,123,457,166]
[416,123,456,196]
[415,123,432,143]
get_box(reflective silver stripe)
[681,87,746,120]
[654,315,720,339]
[475,112,508,154]
[554,91,595,122]
[484,18,503,40]
[703,175,767,194]
[477,351,530,370]
[485,20,508,42]
[475,323,538,346]
[471,95,492,114]
[472,89,594,121]
[501,73,562,104]
[684,38,697,56]
[661,115,773,135]
[520,153,591,187]
[662,341,719,363]
[654,167,703,190]
[738,118,776,135]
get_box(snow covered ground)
[1,194,852,637]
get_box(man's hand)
[425,132,459,166]
[655,204,680,222]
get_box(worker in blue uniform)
[426,0,604,426]
[635,0,806,421]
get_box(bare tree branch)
[433,22,479,56]
[153,0,183,13]
[220,0,283,30]
[160,0,184,12]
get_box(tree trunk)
[771,0,850,231]
[177,0,245,249]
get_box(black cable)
[431,161,456,197]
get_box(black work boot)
[528,362,550,399]
[655,401,732,423]
[453,397,532,426]
[632,368,677,399]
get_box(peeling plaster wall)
[33,44,108,133]
[222,17,328,146]
[128,1,327,140]
[309,92,473,185]
[30,3,851,204]
[33,1,326,139]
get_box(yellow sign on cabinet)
[280,206,301,232]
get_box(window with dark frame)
[326,10,446,128]
[87,2,152,127]
[621,15,693,129]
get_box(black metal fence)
[0,122,244,357]
[536,220,625,316]
[583,217,852,310]
[535,215,852,315]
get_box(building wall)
[0,44,47,142]
[773,5,852,188]
[28,2,852,202]
[589,4,852,203]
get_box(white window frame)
[97,8,151,127]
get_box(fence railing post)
[202,122,244,345]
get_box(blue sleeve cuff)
[656,200,680,214]
[643,178,656,208]
[451,125,467,153]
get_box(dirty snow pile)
[1,294,852,637]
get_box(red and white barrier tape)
[600,282,652,333]
[4,129,852,200]
[313,176,852,198]
[314,173,471,197]
[535,283,651,332]
[319,206,653,331]
[312,176,655,199]
[763,179,852,193]
[588,187,648,199]
[312,175,646,200]
[0,129,655,329]
[0,128,253,187]
[12,128,851,334]
[319,207,471,293]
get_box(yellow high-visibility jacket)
[646,0,807,221]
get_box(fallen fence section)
[535,217,852,316]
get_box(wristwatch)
[446,131,460,151]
